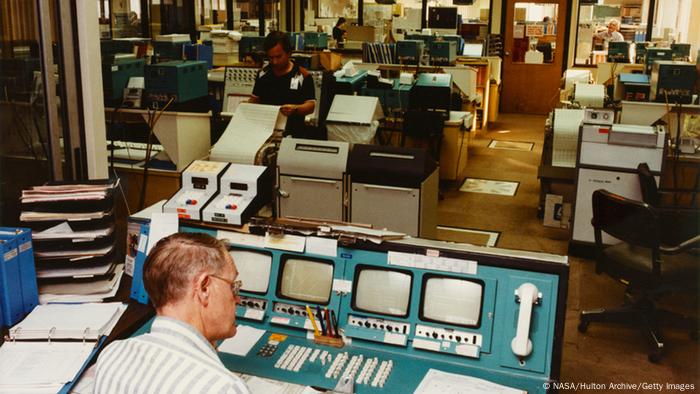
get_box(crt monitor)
[278,256,334,304]
[420,274,484,327]
[352,266,412,317]
[462,43,484,57]
[428,7,458,31]
[229,249,272,294]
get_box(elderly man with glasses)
[94,233,250,394]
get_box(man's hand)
[280,104,297,116]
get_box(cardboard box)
[320,51,342,71]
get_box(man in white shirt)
[93,233,250,394]
[596,18,624,42]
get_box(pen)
[316,306,326,336]
[305,305,320,336]
[331,310,340,338]
[324,308,333,337]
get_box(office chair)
[578,189,700,362]
[638,162,700,210]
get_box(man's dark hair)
[264,31,291,53]
[336,17,346,27]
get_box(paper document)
[20,210,111,222]
[264,232,306,252]
[305,236,338,257]
[210,103,284,164]
[34,244,114,259]
[218,325,266,356]
[217,230,266,248]
[414,369,526,394]
[39,264,124,299]
[236,373,312,394]
[36,261,114,279]
[0,342,95,390]
[33,223,113,240]
[146,212,179,254]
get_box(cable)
[137,97,174,211]
[113,166,131,216]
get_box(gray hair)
[143,233,231,308]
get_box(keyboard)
[109,141,164,162]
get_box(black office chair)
[578,189,700,362]
[638,162,700,209]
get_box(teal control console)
[132,225,568,393]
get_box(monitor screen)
[428,7,458,30]
[278,256,334,304]
[229,249,271,294]
[353,267,412,317]
[421,275,483,327]
[462,43,483,57]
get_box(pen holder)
[314,334,344,348]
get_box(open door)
[501,0,568,114]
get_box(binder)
[130,223,151,305]
[0,236,25,326]
[0,228,39,314]
[1,302,125,393]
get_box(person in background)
[596,18,624,42]
[250,31,316,139]
[93,233,250,394]
[333,17,348,45]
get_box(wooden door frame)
[501,0,573,74]
[499,0,571,114]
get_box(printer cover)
[349,144,437,188]
[277,137,349,180]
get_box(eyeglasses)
[210,274,243,297]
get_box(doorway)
[501,0,568,114]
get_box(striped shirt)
[93,316,250,394]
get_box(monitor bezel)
[427,7,459,30]
[275,254,335,306]
[351,264,414,318]
[228,246,273,295]
[419,273,485,329]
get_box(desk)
[106,108,211,171]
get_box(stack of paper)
[414,369,526,394]
[9,302,126,340]
[210,103,285,164]
[20,180,121,301]
[0,342,97,394]
[552,108,585,168]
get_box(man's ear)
[194,272,211,305]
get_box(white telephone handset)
[511,283,542,358]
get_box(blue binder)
[0,227,38,313]
[130,224,151,305]
[0,235,24,326]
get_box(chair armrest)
[660,234,700,254]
